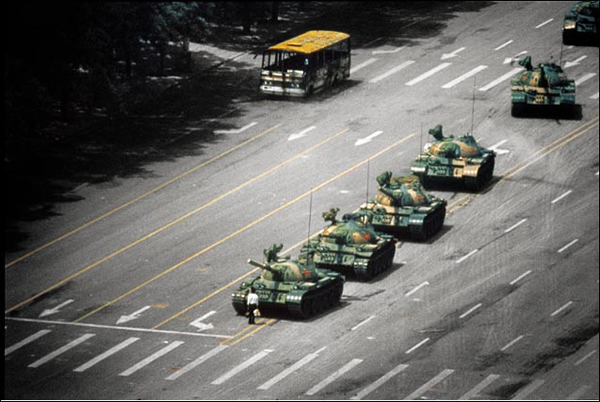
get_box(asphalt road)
[4,1,599,400]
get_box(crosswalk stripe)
[575,73,597,86]
[442,65,488,88]
[211,349,273,385]
[166,344,228,381]
[511,379,545,399]
[351,363,409,400]
[350,58,378,74]
[405,63,452,86]
[479,68,523,91]
[257,349,324,390]
[458,374,500,400]
[5,329,52,356]
[28,333,96,368]
[73,337,139,373]
[369,61,415,83]
[306,358,363,396]
[119,341,184,376]
[403,369,455,400]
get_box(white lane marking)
[558,239,579,253]
[5,316,232,339]
[350,58,378,74]
[479,68,523,91]
[306,358,363,395]
[510,270,532,285]
[189,310,217,332]
[511,379,545,399]
[406,338,430,354]
[369,60,415,83]
[489,139,510,155]
[211,349,273,385]
[350,363,410,400]
[355,130,383,146]
[494,40,514,51]
[591,92,599,100]
[459,374,500,400]
[74,337,140,372]
[564,55,587,69]
[575,73,597,86]
[574,349,597,366]
[351,316,376,331]
[460,303,482,319]
[5,329,52,356]
[288,126,316,141]
[456,249,478,263]
[550,301,573,317]
[551,189,573,204]
[535,18,554,29]
[116,305,152,325]
[119,341,184,376]
[214,122,258,135]
[566,385,591,400]
[442,65,488,89]
[505,218,527,234]
[405,63,452,86]
[257,348,325,390]
[501,335,524,351]
[403,369,455,400]
[441,47,466,60]
[503,51,528,65]
[39,299,74,318]
[405,281,430,297]
[489,139,507,149]
[29,333,96,368]
[166,344,228,380]
[372,46,405,55]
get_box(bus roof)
[268,30,350,54]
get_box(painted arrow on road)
[441,47,466,60]
[190,311,216,332]
[288,126,316,141]
[39,299,74,318]
[116,306,152,325]
[355,131,383,146]
[564,55,587,68]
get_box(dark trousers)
[248,303,258,324]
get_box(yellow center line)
[6,127,348,315]
[224,319,278,347]
[73,133,415,323]
[6,124,281,269]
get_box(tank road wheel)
[299,296,312,319]
[465,159,495,191]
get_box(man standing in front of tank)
[247,288,259,325]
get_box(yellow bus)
[259,30,351,97]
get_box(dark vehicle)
[301,208,396,281]
[359,172,447,241]
[411,125,495,191]
[231,244,344,319]
[562,1,599,44]
[510,56,576,116]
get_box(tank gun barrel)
[248,258,274,272]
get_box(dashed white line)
[74,337,140,372]
[501,335,524,351]
[460,303,482,319]
[5,329,52,356]
[511,379,545,400]
[505,218,527,233]
[510,270,532,285]
[211,349,273,385]
[165,344,228,380]
[551,189,573,204]
[372,46,405,55]
[550,301,573,317]
[535,18,554,29]
[479,68,523,91]
[459,374,500,400]
[494,40,514,51]
[566,385,591,400]
[406,337,430,354]
[575,73,597,86]
[442,65,488,89]
[457,249,478,263]
[351,316,376,331]
[119,341,184,376]
[214,122,258,135]
[574,349,597,366]
[369,60,415,83]
[591,92,599,100]
[350,363,409,400]
[403,369,455,400]
[406,63,452,86]
[558,238,579,253]
[29,333,96,368]
[306,358,363,395]
[405,281,430,297]
[350,58,378,74]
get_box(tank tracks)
[464,158,495,191]
[409,205,446,241]
[287,281,344,319]
[352,242,396,281]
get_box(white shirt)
[247,293,259,305]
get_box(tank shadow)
[511,104,583,121]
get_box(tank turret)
[511,56,576,116]
[410,124,495,191]
[231,244,344,319]
[358,172,446,241]
[301,208,396,280]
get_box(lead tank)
[231,244,344,319]
[301,208,396,281]
[358,172,447,241]
[410,125,495,191]
[511,56,576,116]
